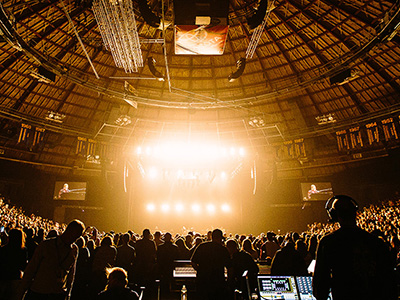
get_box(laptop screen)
[258,275,299,300]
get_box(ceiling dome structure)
[0,0,400,178]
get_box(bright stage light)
[177,169,184,179]
[146,203,155,212]
[153,146,161,158]
[206,204,216,213]
[136,142,246,165]
[192,204,201,213]
[175,203,184,212]
[221,171,227,180]
[221,204,231,212]
[148,167,158,179]
[161,203,170,212]
[145,147,152,156]
[230,147,236,156]
[239,147,245,157]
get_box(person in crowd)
[133,229,157,294]
[96,267,139,300]
[33,228,45,245]
[226,239,259,298]
[23,227,37,261]
[175,238,191,260]
[184,234,193,250]
[156,232,179,295]
[307,235,318,260]
[71,236,91,300]
[295,239,313,270]
[259,231,280,262]
[313,195,397,300]
[18,219,85,300]
[90,235,117,297]
[189,236,203,257]
[115,233,136,284]
[241,238,258,260]
[0,228,28,300]
[270,240,308,276]
[191,228,231,300]
[153,231,163,248]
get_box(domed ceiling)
[0,0,400,177]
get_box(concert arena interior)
[0,0,400,236]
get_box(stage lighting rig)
[316,113,336,125]
[115,115,132,126]
[248,116,266,128]
[45,111,66,123]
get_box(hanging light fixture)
[92,0,143,73]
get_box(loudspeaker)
[138,0,160,28]
[173,0,229,25]
[38,66,56,82]
[325,195,358,223]
[329,68,352,85]
[228,57,246,82]
[147,57,165,81]
[246,0,268,29]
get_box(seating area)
[0,195,399,299]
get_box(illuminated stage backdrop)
[126,143,252,233]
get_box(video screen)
[301,182,333,202]
[53,182,87,201]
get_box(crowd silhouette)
[0,196,399,300]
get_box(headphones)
[325,195,358,222]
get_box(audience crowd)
[0,196,399,300]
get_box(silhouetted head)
[106,267,128,289]
[61,219,85,245]
[226,239,239,255]
[211,229,223,243]
[164,232,172,242]
[326,195,358,224]
[143,228,151,239]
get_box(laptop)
[257,275,299,300]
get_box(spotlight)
[148,167,158,179]
[192,204,201,213]
[316,113,336,125]
[45,111,66,123]
[206,204,216,213]
[146,203,155,212]
[221,172,227,180]
[175,203,184,212]
[161,203,170,212]
[221,204,230,212]
[136,147,142,155]
[248,116,266,128]
[145,147,152,156]
[115,115,132,126]
[239,147,245,157]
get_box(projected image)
[301,182,333,201]
[54,182,87,201]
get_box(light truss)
[92,0,143,73]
